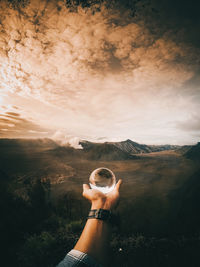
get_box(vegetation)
[0,174,81,266]
[1,167,200,267]
[1,139,200,266]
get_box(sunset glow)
[0,0,200,145]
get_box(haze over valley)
[1,138,199,214]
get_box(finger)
[83,183,90,192]
[115,179,122,192]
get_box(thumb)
[115,179,122,192]
[82,184,91,199]
[83,183,90,192]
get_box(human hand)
[82,179,122,210]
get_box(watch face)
[89,167,116,194]
[98,209,109,218]
[88,209,113,222]
[95,209,111,220]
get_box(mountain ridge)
[184,142,200,161]
[0,138,193,162]
[79,139,180,155]
[79,140,136,160]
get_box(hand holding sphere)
[89,167,116,194]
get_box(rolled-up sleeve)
[56,249,103,267]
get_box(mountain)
[79,140,136,160]
[175,145,193,155]
[148,144,180,152]
[47,145,83,159]
[109,139,152,154]
[184,142,200,161]
[80,139,180,156]
[0,138,182,163]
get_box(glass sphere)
[89,167,116,194]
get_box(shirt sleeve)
[56,249,103,267]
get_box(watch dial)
[89,167,116,194]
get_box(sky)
[0,0,200,146]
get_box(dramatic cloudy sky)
[0,0,200,145]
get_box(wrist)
[87,208,120,227]
[91,200,111,210]
[87,209,112,221]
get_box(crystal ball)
[89,167,116,194]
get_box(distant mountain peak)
[126,139,134,142]
[185,142,200,161]
[79,138,181,156]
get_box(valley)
[1,138,200,266]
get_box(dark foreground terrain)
[0,139,200,267]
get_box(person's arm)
[74,179,122,266]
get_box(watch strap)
[87,209,112,221]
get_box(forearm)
[74,218,111,265]
[57,180,122,267]
[73,180,121,266]
[74,198,112,265]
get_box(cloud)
[52,130,82,148]
[0,0,200,144]
[177,114,200,132]
[6,111,21,117]
[0,111,50,138]
[0,0,196,104]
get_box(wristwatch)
[87,209,120,226]
[87,209,112,221]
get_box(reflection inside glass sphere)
[89,167,116,194]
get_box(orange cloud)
[0,0,199,144]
